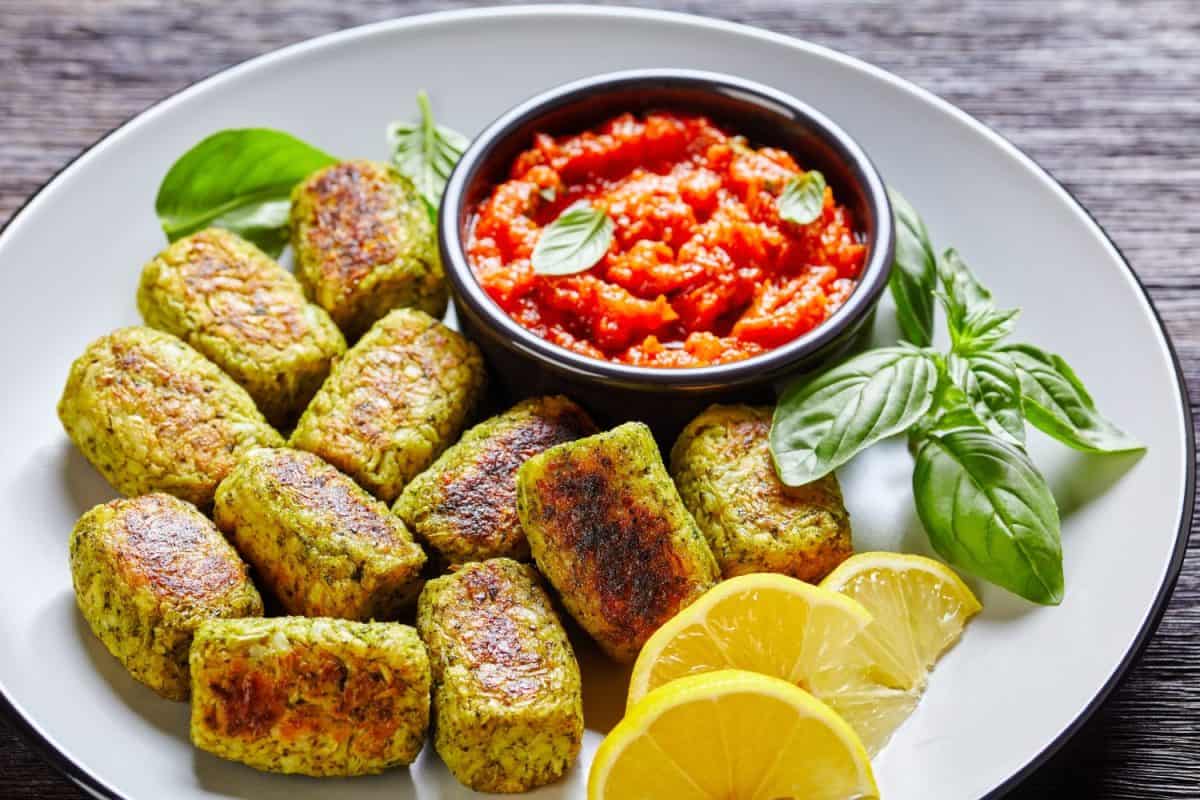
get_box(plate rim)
[0,6,1192,799]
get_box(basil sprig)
[155,129,338,256]
[771,194,1143,605]
[939,248,1020,352]
[778,170,827,226]
[531,202,614,276]
[388,90,469,219]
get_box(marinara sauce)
[467,111,866,368]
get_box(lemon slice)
[626,573,873,708]
[589,669,878,800]
[807,664,922,756]
[820,552,982,692]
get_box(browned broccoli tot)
[517,422,720,663]
[289,308,486,504]
[137,227,345,428]
[417,559,583,792]
[69,494,263,700]
[214,447,426,620]
[290,160,447,340]
[57,326,283,507]
[671,404,853,581]
[190,617,430,776]
[396,396,597,564]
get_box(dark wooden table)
[3,1,1197,797]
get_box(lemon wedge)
[625,558,981,756]
[589,669,878,800]
[820,552,982,692]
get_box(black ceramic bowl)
[440,69,893,441]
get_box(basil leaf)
[926,404,989,438]
[948,352,1025,445]
[778,170,827,225]
[388,90,470,218]
[770,347,940,485]
[1005,344,1144,453]
[914,429,1064,605]
[155,128,337,256]
[886,188,938,347]
[937,248,992,321]
[939,248,1019,353]
[531,201,614,276]
[958,306,1019,351]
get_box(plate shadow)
[194,751,416,799]
[57,441,115,516]
[49,590,189,741]
[1050,449,1145,520]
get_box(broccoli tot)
[418,559,583,792]
[517,422,719,663]
[214,448,426,620]
[137,227,345,428]
[69,494,262,700]
[396,396,597,564]
[290,159,447,339]
[290,308,486,504]
[671,404,852,581]
[57,327,283,507]
[190,617,430,776]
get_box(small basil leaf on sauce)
[1003,344,1144,453]
[938,248,1019,353]
[887,188,938,348]
[947,351,1025,446]
[531,201,615,276]
[913,429,1064,605]
[770,346,940,485]
[777,170,827,226]
[155,128,338,256]
[388,90,470,219]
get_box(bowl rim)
[439,67,895,388]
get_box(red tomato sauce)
[467,111,866,367]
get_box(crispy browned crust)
[417,559,583,792]
[214,448,426,620]
[517,423,719,662]
[69,494,262,700]
[190,617,430,776]
[114,497,250,598]
[300,162,400,289]
[396,396,597,563]
[137,228,345,427]
[290,160,447,339]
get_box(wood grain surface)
[2,1,1197,797]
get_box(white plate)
[0,6,1190,800]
